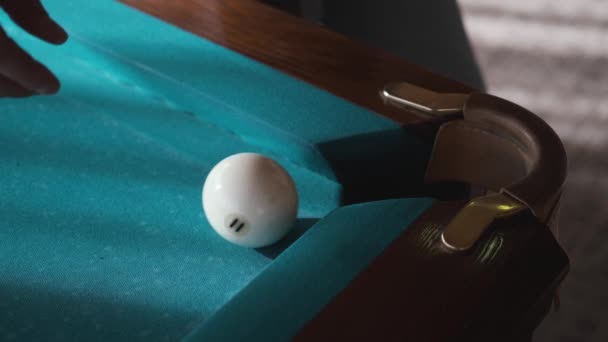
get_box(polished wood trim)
[296,202,568,341]
[119,0,473,124]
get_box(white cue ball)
[202,153,298,248]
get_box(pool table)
[0,0,569,341]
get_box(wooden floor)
[459,1,608,340]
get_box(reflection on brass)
[380,82,468,116]
[441,193,526,252]
[418,224,443,255]
[474,233,504,265]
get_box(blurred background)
[458,0,608,340]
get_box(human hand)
[0,0,67,97]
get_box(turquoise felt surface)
[0,1,432,341]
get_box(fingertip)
[2,0,69,45]
[0,21,62,96]
[25,17,69,45]
[36,77,61,95]
[45,21,68,45]
[0,75,37,98]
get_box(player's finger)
[0,0,67,44]
[0,74,35,97]
[0,27,60,94]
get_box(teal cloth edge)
[184,197,433,341]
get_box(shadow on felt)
[316,125,470,205]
